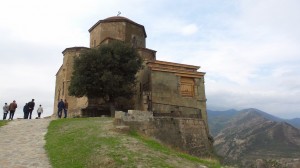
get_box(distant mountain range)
[208,108,300,136]
[207,108,300,167]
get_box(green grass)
[0,120,9,127]
[45,118,111,168]
[45,117,221,168]
[129,130,221,168]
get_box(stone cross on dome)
[117,11,121,16]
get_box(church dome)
[88,16,147,37]
[103,16,135,23]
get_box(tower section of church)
[88,16,156,62]
[53,47,89,117]
[89,16,146,48]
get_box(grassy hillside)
[45,117,221,168]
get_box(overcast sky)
[0,0,299,119]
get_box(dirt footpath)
[0,119,52,168]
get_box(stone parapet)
[126,110,153,121]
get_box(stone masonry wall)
[54,47,88,118]
[115,110,214,157]
[150,71,208,127]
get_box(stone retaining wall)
[115,110,213,157]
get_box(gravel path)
[0,119,52,168]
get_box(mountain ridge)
[208,108,300,167]
[208,108,300,130]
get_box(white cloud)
[181,24,198,35]
[178,0,300,118]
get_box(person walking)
[37,104,43,119]
[23,103,29,119]
[27,99,35,119]
[3,103,9,120]
[64,99,68,118]
[8,100,17,120]
[57,99,65,118]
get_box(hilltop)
[45,117,220,168]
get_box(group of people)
[2,100,17,120]
[3,98,68,120]
[23,99,43,119]
[2,99,44,120]
[57,99,68,118]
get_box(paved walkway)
[0,119,52,168]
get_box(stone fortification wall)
[115,110,214,157]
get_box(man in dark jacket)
[27,99,35,119]
[63,99,68,118]
[57,99,65,118]
[23,103,29,119]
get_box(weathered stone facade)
[138,60,208,127]
[54,47,89,117]
[115,110,214,157]
[54,16,208,127]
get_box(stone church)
[54,16,208,126]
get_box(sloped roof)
[147,60,205,78]
[62,46,89,54]
[88,16,147,37]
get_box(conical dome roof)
[88,16,147,37]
